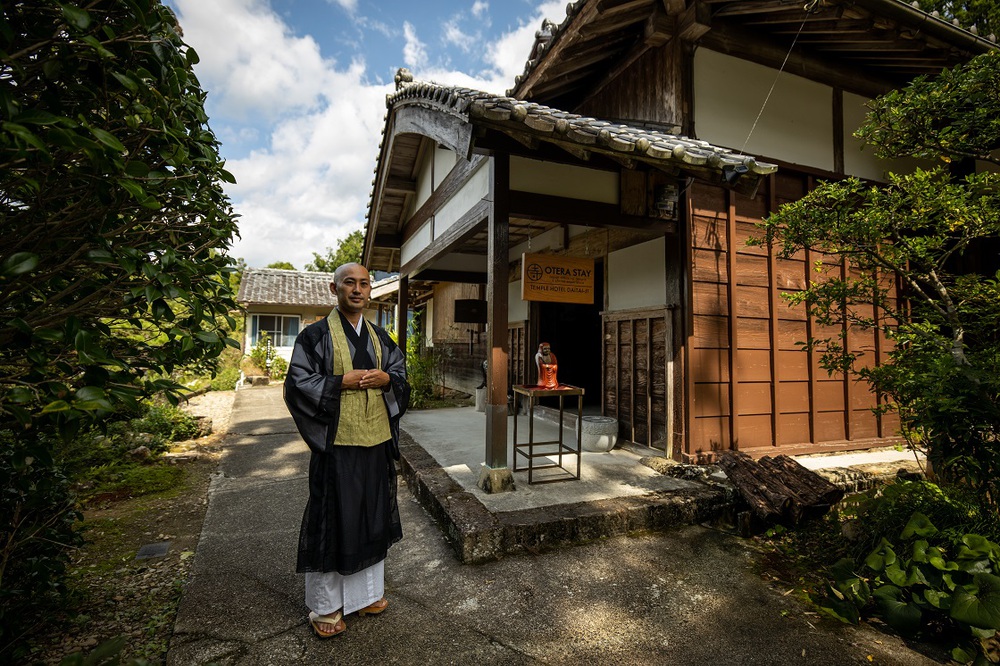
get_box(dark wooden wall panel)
[604,309,669,449]
[684,172,900,461]
[508,321,526,388]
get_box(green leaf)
[14,110,63,125]
[7,387,34,404]
[866,538,897,571]
[40,400,72,414]
[923,588,952,610]
[194,330,218,344]
[900,512,938,539]
[1,252,40,277]
[59,3,92,29]
[874,594,923,634]
[85,248,114,263]
[111,71,139,93]
[89,127,126,152]
[951,573,1000,630]
[886,562,907,586]
[3,121,48,152]
[952,646,975,663]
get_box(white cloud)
[172,0,334,121]
[442,18,476,53]
[331,0,357,12]
[170,0,570,269]
[484,0,565,86]
[402,22,428,70]
[472,1,489,18]
[225,62,391,268]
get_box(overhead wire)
[738,0,822,156]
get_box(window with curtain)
[250,314,300,347]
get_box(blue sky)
[167,0,566,269]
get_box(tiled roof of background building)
[237,268,338,308]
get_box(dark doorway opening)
[536,261,604,410]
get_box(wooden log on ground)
[760,455,844,506]
[720,451,844,526]
[718,451,795,523]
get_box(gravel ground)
[180,390,236,439]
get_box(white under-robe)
[305,559,384,616]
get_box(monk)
[283,263,410,638]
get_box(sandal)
[357,598,388,616]
[308,610,346,638]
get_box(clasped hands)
[342,369,389,391]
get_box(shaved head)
[334,262,368,286]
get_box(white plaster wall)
[607,238,666,311]
[843,92,925,181]
[510,156,619,204]
[433,146,457,187]
[413,145,433,212]
[509,280,528,322]
[400,221,431,265]
[694,49,833,171]
[436,160,488,236]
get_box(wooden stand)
[512,384,584,484]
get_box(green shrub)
[210,365,241,391]
[405,317,440,409]
[132,402,199,443]
[817,512,1000,664]
[0,432,84,662]
[837,480,1000,562]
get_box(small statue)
[535,342,559,389]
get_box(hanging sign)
[521,253,595,304]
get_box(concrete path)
[168,385,938,665]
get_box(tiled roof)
[237,268,338,308]
[384,75,778,176]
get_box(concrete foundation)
[477,465,516,494]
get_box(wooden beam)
[766,174,780,448]
[396,274,408,356]
[485,153,510,471]
[726,188,738,451]
[578,7,675,107]
[699,23,896,98]
[510,191,676,234]
[833,88,844,175]
[596,0,650,15]
[393,105,473,159]
[412,269,487,283]
[402,154,486,241]
[384,175,416,194]
[400,200,489,276]
[678,0,711,42]
[373,233,400,248]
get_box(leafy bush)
[54,401,199,500]
[405,316,440,409]
[837,480,1000,562]
[0,432,84,662]
[210,365,241,391]
[131,402,199,443]
[817,512,1000,664]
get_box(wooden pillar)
[478,153,515,493]
[396,275,408,354]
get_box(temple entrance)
[536,262,604,410]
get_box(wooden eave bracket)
[679,0,711,42]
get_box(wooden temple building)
[361,0,996,489]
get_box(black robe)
[283,313,410,575]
